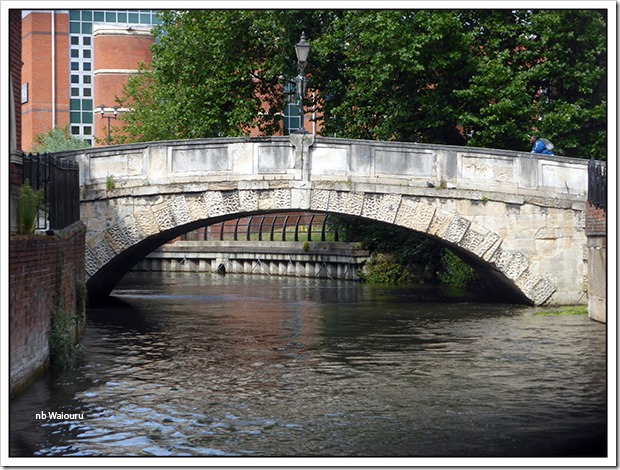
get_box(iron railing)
[22,153,80,231]
[182,213,340,243]
[588,158,606,210]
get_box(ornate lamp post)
[99,104,118,145]
[294,32,310,134]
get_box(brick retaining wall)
[585,201,606,236]
[585,201,606,323]
[9,222,86,397]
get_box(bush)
[437,249,478,288]
[17,179,44,234]
[29,126,89,153]
[359,253,413,285]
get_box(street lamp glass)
[295,32,310,64]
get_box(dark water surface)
[9,272,607,460]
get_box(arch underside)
[84,188,557,305]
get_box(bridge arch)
[86,187,554,305]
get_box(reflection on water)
[10,272,607,459]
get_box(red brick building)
[20,9,160,150]
[20,9,319,150]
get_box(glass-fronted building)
[67,10,160,145]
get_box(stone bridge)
[58,135,589,305]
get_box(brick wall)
[585,201,606,323]
[10,9,21,149]
[93,25,154,146]
[9,222,86,397]
[21,11,70,151]
[585,201,606,236]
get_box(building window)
[283,82,301,134]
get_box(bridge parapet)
[59,136,587,203]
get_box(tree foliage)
[117,9,607,159]
[118,10,325,140]
[29,126,90,153]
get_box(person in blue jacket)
[530,135,554,155]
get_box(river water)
[9,272,607,461]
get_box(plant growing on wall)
[17,179,44,235]
[106,175,116,192]
[49,311,81,369]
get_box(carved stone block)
[459,229,501,259]
[204,190,240,217]
[327,191,346,214]
[239,190,259,212]
[105,218,142,254]
[310,189,330,211]
[362,193,382,220]
[153,203,176,231]
[492,249,528,280]
[376,194,402,223]
[134,208,160,237]
[343,192,364,216]
[257,190,274,210]
[527,277,557,305]
[394,199,435,233]
[514,268,540,294]
[444,215,471,244]
[84,245,100,278]
[274,189,291,209]
[186,194,210,220]
[169,195,192,225]
[90,235,116,267]
[427,210,452,239]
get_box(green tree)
[118,9,607,159]
[456,9,607,159]
[311,10,472,143]
[29,126,90,153]
[118,10,327,141]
